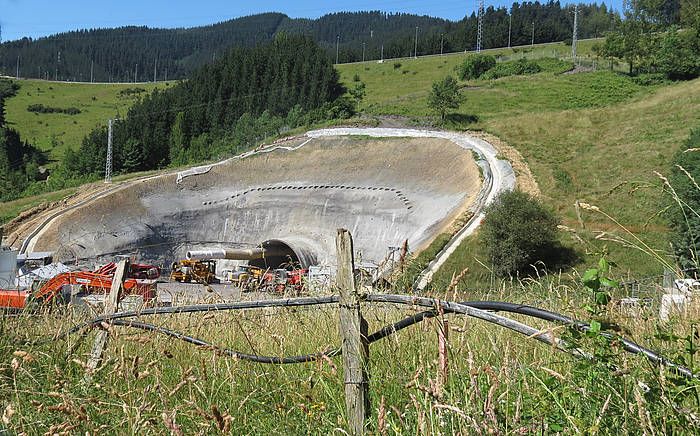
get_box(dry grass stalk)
[162,411,184,436]
[447,267,469,294]
[378,396,387,436]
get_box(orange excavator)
[0,262,160,310]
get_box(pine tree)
[169,112,188,165]
[122,138,144,173]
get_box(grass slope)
[3,79,168,165]
[338,51,700,280]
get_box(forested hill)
[0,4,619,82]
[66,35,346,177]
[0,80,45,201]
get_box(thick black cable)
[111,319,340,364]
[32,294,697,378]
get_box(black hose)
[61,295,340,338]
[111,319,340,364]
[40,294,696,378]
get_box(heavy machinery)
[185,247,307,293]
[259,268,308,294]
[170,259,216,284]
[223,265,264,288]
[0,266,159,310]
[95,262,161,280]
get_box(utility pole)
[572,4,579,62]
[414,26,419,58]
[380,44,384,62]
[336,35,340,64]
[440,34,444,55]
[508,13,512,48]
[154,58,158,82]
[362,42,365,62]
[135,64,138,83]
[105,119,113,183]
[56,51,61,81]
[531,21,535,47]
[90,60,94,83]
[16,56,19,79]
[476,0,484,53]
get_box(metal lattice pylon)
[476,0,484,53]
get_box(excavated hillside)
[31,135,482,268]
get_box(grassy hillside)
[337,50,700,280]
[0,40,602,171]
[3,79,168,165]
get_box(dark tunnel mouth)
[248,240,301,270]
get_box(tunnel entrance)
[248,240,301,270]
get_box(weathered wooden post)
[85,259,129,378]
[437,306,449,396]
[336,229,369,436]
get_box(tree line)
[0,80,46,202]
[596,0,699,79]
[65,35,348,177]
[0,4,620,82]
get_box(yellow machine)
[170,259,216,284]
[224,265,265,290]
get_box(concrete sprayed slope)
[34,135,481,266]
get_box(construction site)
[0,128,514,309]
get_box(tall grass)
[1,278,699,434]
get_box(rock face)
[34,135,481,268]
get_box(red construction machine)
[0,262,160,310]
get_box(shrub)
[456,54,496,80]
[26,104,81,115]
[481,58,542,79]
[657,29,700,81]
[667,128,700,270]
[480,190,560,277]
[118,87,147,98]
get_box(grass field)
[337,50,700,281]
[3,79,169,165]
[1,282,698,434]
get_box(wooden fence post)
[437,306,449,396]
[85,259,129,379]
[336,229,369,436]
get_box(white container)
[0,249,18,289]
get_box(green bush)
[631,73,669,86]
[26,103,81,115]
[657,29,700,81]
[481,58,542,79]
[480,190,560,277]
[667,128,700,270]
[456,54,496,80]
